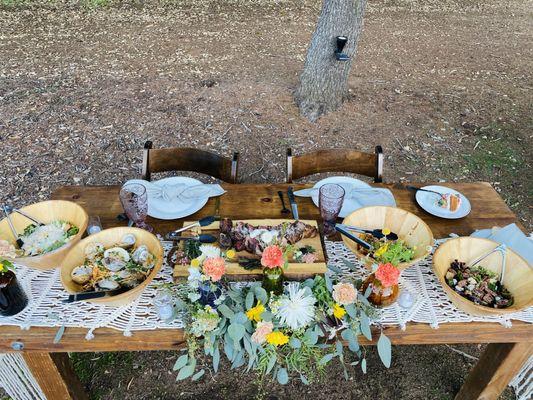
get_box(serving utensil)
[468,243,507,284]
[287,187,299,220]
[165,233,217,243]
[169,216,217,236]
[5,206,45,227]
[277,191,290,215]
[62,287,130,303]
[338,224,398,240]
[2,205,24,248]
[406,185,445,198]
[335,224,371,250]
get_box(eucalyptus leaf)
[173,354,188,371]
[304,329,318,345]
[289,337,301,349]
[176,364,195,380]
[245,291,255,310]
[191,369,205,381]
[300,374,309,385]
[224,339,234,361]
[361,358,367,374]
[213,346,220,373]
[233,312,248,325]
[217,304,235,319]
[344,303,357,318]
[254,287,268,304]
[302,278,314,288]
[364,284,373,298]
[341,259,358,272]
[325,275,333,291]
[357,293,371,306]
[318,353,335,366]
[260,310,273,322]
[277,368,289,385]
[360,311,372,341]
[266,354,277,374]
[335,340,343,356]
[53,326,65,344]
[228,323,246,342]
[377,332,392,368]
[327,263,343,274]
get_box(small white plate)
[125,177,209,220]
[415,185,471,219]
[311,177,374,218]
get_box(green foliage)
[0,259,14,275]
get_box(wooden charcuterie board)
[173,219,327,281]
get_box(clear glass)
[87,216,102,235]
[119,183,153,232]
[153,291,175,322]
[319,183,345,237]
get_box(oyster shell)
[131,245,149,264]
[71,265,93,285]
[118,234,136,249]
[102,247,130,272]
[85,242,105,261]
[97,278,119,290]
[115,270,144,288]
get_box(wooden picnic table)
[0,182,531,400]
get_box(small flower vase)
[361,273,399,307]
[262,267,284,295]
[199,281,222,308]
[0,270,28,317]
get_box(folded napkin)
[294,187,387,198]
[124,180,225,203]
[473,223,533,265]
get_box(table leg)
[455,342,533,400]
[22,353,88,400]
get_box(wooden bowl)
[60,227,163,307]
[0,200,89,270]
[341,206,434,270]
[432,237,533,316]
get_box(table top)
[0,181,530,353]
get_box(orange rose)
[375,263,400,288]
[202,256,226,282]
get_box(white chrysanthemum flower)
[199,244,221,260]
[187,267,202,288]
[276,283,316,330]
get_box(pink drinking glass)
[319,183,345,237]
[119,183,153,232]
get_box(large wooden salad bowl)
[60,227,163,307]
[0,200,88,270]
[341,206,434,270]
[433,237,533,316]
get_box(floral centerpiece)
[361,263,401,307]
[164,257,393,386]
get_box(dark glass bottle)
[0,270,28,317]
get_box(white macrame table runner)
[0,239,531,400]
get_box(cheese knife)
[62,287,130,303]
[287,187,299,220]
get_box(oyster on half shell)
[71,265,93,285]
[131,245,149,264]
[118,234,136,249]
[102,247,130,272]
[85,242,105,261]
[97,278,120,290]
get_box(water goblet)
[319,183,345,237]
[119,183,153,232]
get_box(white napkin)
[295,187,395,206]
[477,224,533,265]
[123,180,225,203]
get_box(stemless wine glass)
[119,183,153,232]
[319,183,345,237]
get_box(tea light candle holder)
[154,291,175,322]
[87,216,102,235]
[398,290,415,309]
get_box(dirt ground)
[0,0,531,398]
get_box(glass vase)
[199,281,222,308]
[361,273,399,308]
[262,267,284,295]
[0,271,28,317]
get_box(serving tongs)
[335,224,371,250]
[168,216,217,237]
[2,205,24,248]
[165,233,217,243]
[62,287,130,303]
[5,205,45,227]
[337,224,398,240]
[467,244,507,285]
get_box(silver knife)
[287,187,299,220]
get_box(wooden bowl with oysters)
[60,227,163,306]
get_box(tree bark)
[295,0,367,122]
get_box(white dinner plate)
[124,177,209,220]
[415,185,471,219]
[310,177,392,218]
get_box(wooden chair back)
[142,141,239,183]
[286,146,383,183]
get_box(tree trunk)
[295,0,367,122]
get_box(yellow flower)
[374,243,389,258]
[225,249,236,259]
[246,301,265,322]
[333,303,346,319]
[382,228,391,236]
[266,331,289,347]
[190,258,200,268]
